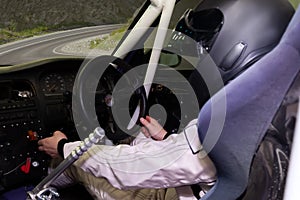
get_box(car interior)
[0,0,299,199]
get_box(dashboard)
[0,58,196,191]
[0,59,85,190]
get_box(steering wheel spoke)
[72,55,147,144]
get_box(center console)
[0,81,50,191]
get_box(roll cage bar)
[27,1,182,199]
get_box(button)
[32,161,39,167]
[27,130,38,141]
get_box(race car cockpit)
[0,0,298,199]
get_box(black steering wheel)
[72,55,147,144]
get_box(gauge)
[64,73,76,92]
[41,73,65,95]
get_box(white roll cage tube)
[114,0,177,129]
[27,1,177,199]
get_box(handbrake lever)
[27,127,105,200]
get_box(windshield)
[0,0,299,67]
[0,0,145,66]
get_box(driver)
[38,116,216,199]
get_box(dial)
[64,73,76,92]
[41,73,65,95]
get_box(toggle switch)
[27,130,38,141]
[20,157,31,174]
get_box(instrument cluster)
[40,71,77,96]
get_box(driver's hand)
[38,131,67,158]
[140,116,167,141]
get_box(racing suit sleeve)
[63,119,217,190]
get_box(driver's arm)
[61,119,216,190]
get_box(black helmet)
[177,0,294,82]
[176,0,295,108]
[175,8,224,53]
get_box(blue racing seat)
[197,7,300,200]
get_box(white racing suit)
[53,119,217,199]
